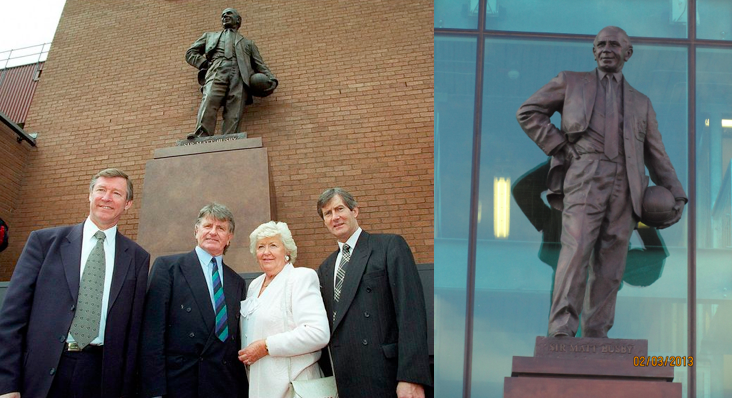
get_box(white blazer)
[241,263,330,398]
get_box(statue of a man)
[185,8,277,139]
[516,26,687,338]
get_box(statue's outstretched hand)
[657,199,685,229]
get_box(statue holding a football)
[516,26,687,339]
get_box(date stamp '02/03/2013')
[633,356,693,367]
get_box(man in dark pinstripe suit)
[316,188,432,398]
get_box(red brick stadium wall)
[0,0,434,277]
[0,124,32,280]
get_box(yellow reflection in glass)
[494,177,510,238]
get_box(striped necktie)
[211,258,228,341]
[69,230,106,349]
[333,244,351,320]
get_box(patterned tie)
[211,258,228,341]
[333,244,351,320]
[69,231,106,349]
[604,75,619,159]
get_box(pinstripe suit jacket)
[317,231,431,397]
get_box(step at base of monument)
[504,376,681,398]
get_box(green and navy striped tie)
[211,258,228,341]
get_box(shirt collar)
[83,217,117,244]
[597,68,623,84]
[338,227,362,252]
[195,246,222,268]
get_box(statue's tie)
[224,29,234,59]
[69,230,106,349]
[212,258,228,341]
[604,75,619,160]
[333,244,351,320]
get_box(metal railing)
[0,43,50,88]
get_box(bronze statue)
[516,26,687,338]
[185,8,278,139]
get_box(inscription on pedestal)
[176,132,248,146]
[534,336,648,360]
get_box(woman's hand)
[238,339,268,365]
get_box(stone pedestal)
[504,337,681,398]
[137,137,272,273]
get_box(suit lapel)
[322,252,337,320]
[60,223,84,303]
[622,78,635,141]
[222,263,240,343]
[180,251,215,332]
[582,71,597,126]
[106,232,132,313]
[333,232,371,331]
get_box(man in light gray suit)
[516,26,687,338]
[185,8,277,139]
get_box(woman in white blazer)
[238,221,330,398]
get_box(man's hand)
[238,339,268,366]
[658,199,685,229]
[563,142,581,160]
[396,381,424,398]
[0,392,20,398]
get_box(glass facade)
[435,1,732,397]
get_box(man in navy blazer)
[185,8,277,139]
[140,203,247,398]
[316,188,432,398]
[0,168,150,398]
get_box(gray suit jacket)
[516,70,686,217]
[317,231,431,398]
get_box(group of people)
[0,169,431,398]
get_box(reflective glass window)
[697,0,732,41]
[435,0,479,29]
[434,35,477,398]
[471,38,689,397]
[484,0,686,38]
[695,47,732,397]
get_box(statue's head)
[221,8,241,30]
[593,26,633,74]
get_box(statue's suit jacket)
[516,70,687,216]
[0,223,150,398]
[185,30,276,105]
[317,231,432,398]
[140,251,247,398]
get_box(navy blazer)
[140,250,247,398]
[317,231,432,398]
[0,223,150,398]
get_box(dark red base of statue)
[503,337,682,398]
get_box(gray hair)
[249,221,298,264]
[89,168,133,202]
[195,203,235,234]
[317,188,358,219]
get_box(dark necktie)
[69,230,106,349]
[604,75,619,159]
[211,258,228,341]
[333,244,351,320]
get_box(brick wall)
[0,124,32,280]
[1,0,433,276]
